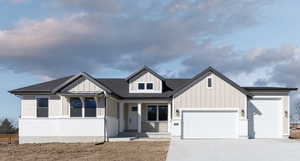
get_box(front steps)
[108,132,171,141]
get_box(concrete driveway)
[166,139,300,161]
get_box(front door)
[128,106,138,130]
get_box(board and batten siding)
[63,77,104,93]
[173,73,247,117]
[21,95,62,118]
[129,72,162,93]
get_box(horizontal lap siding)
[173,73,246,114]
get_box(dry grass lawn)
[290,129,300,139]
[0,141,169,161]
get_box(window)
[147,105,157,121]
[84,98,96,117]
[37,98,48,117]
[159,106,168,121]
[132,106,137,111]
[70,97,82,117]
[146,83,153,90]
[147,105,168,121]
[208,77,212,88]
[138,83,145,90]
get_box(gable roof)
[173,66,253,98]
[9,66,297,98]
[125,66,165,82]
[52,72,112,94]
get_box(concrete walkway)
[166,139,300,161]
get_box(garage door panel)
[249,98,282,138]
[182,110,238,139]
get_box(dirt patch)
[0,141,169,161]
[290,129,300,139]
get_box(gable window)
[37,97,48,117]
[146,83,153,90]
[147,105,168,121]
[138,83,145,90]
[208,77,212,88]
[84,98,97,117]
[70,97,82,117]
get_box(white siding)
[173,73,247,118]
[21,96,36,118]
[49,95,62,118]
[129,72,162,93]
[65,77,104,93]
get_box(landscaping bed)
[0,141,169,161]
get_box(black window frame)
[70,97,83,117]
[138,83,145,90]
[147,105,168,121]
[36,97,49,118]
[147,105,157,121]
[208,77,212,88]
[158,105,168,121]
[84,97,97,117]
[146,83,153,90]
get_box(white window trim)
[69,97,98,118]
[146,104,168,122]
[207,76,213,89]
[35,96,50,118]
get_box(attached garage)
[182,109,239,139]
[249,97,282,138]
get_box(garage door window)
[147,105,168,121]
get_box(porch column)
[80,97,85,118]
[168,103,171,133]
[138,103,142,133]
[119,102,124,132]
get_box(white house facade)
[9,66,297,144]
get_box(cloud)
[0,0,27,4]
[0,0,272,78]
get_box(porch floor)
[109,131,171,142]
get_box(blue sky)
[1,0,300,121]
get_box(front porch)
[118,101,172,137]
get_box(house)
[9,66,297,144]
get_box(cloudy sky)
[1,0,300,121]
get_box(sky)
[1,0,300,121]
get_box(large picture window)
[84,97,96,117]
[37,98,48,117]
[70,97,82,117]
[147,105,168,121]
[147,105,157,121]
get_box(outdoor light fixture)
[284,110,288,118]
[241,109,245,117]
[176,109,180,117]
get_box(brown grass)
[0,141,169,161]
[290,129,300,139]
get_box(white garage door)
[182,110,238,139]
[250,98,282,138]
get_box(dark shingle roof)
[243,87,298,91]
[9,76,73,94]
[97,78,190,98]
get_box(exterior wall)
[106,97,119,137]
[249,91,290,136]
[173,73,247,118]
[49,95,61,118]
[19,118,104,144]
[21,95,36,118]
[63,77,104,93]
[21,95,62,118]
[129,72,162,93]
